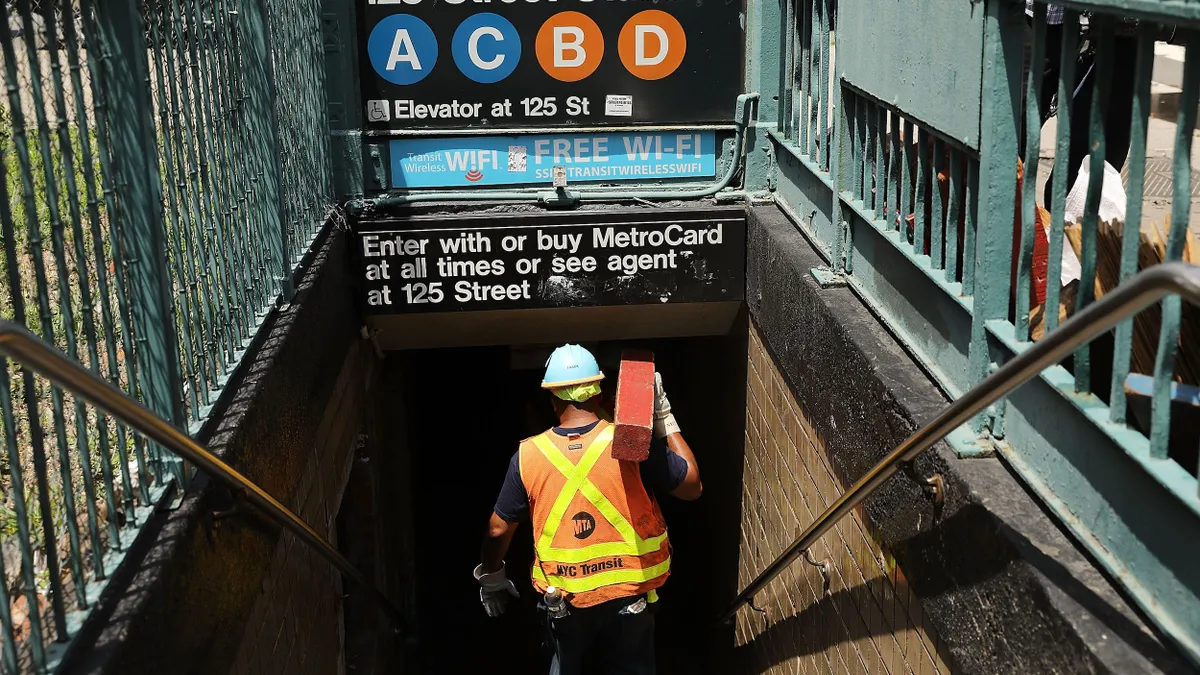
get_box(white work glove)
[653,372,681,438]
[473,562,520,617]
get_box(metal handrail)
[0,319,406,630]
[720,261,1200,625]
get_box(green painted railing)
[753,0,1200,664]
[0,0,332,671]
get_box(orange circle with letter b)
[618,10,686,80]
[536,12,604,82]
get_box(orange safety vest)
[518,420,671,608]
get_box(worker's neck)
[557,405,599,429]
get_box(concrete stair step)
[1154,43,1185,90]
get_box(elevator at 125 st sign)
[359,0,744,129]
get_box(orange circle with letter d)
[618,10,686,80]
[536,12,604,82]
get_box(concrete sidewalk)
[1032,43,1200,253]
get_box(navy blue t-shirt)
[493,421,689,522]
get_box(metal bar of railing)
[1109,25,1155,426]
[818,0,831,171]
[1017,2,1046,343]
[1043,10,1081,336]
[720,261,1200,627]
[889,115,900,232]
[1151,35,1200,460]
[900,118,913,242]
[0,319,407,632]
[874,104,885,216]
[931,136,945,270]
[947,151,961,281]
[1073,16,1115,393]
[915,125,928,256]
[962,160,977,295]
[80,0,156,505]
[1,7,76,640]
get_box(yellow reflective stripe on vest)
[541,532,670,565]
[534,428,613,550]
[531,430,669,564]
[532,558,672,595]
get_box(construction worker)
[474,344,702,675]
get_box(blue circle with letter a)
[368,15,438,85]
[452,14,521,84]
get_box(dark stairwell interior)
[339,324,750,674]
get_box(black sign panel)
[352,209,745,315]
[358,0,743,129]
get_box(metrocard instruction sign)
[351,209,745,315]
[358,0,744,129]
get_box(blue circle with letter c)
[452,14,521,84]
[367,15,438,85]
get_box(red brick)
[612,349,655,462]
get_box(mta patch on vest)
[572,512,597,539]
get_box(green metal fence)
[755,0,1200,664]
[0,0,331,671]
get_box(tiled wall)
[735,323,954,675]
[226,342,371,675]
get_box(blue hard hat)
[542,344,605,389]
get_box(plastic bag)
[1057,158,1127,286]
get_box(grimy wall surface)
[224,337,375,675]
[733,206,1188,675]
[62,229,374,675]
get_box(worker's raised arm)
[653,373,702,501]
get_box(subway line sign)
[359,0,744,129]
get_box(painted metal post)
[741,0,781,193]
[93,0,187,480]
[832,85,851,274]
[968,0,1024,431]
[239,0,292,297]
[323,0,366,199]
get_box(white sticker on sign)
[508,145,527,172]
[605,95,633,117]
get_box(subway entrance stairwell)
[0,0,1197,673]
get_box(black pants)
[541,595,656,675]
[1024,24,1138,204]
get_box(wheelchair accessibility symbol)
[367,100,390,123]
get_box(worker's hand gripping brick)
[652,372,680,438]
[612,349,656,462]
